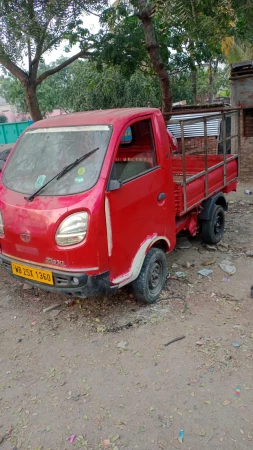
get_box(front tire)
[132,248,167,304]
[202,204,225,245]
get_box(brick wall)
[239,111,253,178]
[176,136,218,155]
[231,75,253,179]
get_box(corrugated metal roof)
[167,112,221,138]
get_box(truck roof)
[29,108,160,129]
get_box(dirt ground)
[1,182,253,450]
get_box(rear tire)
[132,248,167,304]
[202,204,225,245]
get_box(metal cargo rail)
[167,108,241,214]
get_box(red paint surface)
[0,108,238,284]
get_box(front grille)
[2,260,11,272]
[54,275,69,286]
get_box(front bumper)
[1,255,117,298]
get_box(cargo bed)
[172,154,239,215]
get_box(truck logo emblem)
[20,231,31,243]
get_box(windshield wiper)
[25,147,99,202]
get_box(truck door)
[105,117,170,286]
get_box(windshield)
[3,125,112,196]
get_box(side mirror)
[108,179,122,191]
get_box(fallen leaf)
[223,400,231,406]
[112,434,120,442]
[150,407,155,411]
[117,341,128,349]
[199,428,206,437]
[202,259,216,266]
[83,415,88,420]
[45,425,52,432]
[190,392,195,397]
[102,440,111,446]
[204,401,212,405]
[15,407,23,414]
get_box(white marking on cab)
[111,235,170,287]
[105,197,113,256]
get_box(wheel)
[132,248,167,304]
[202,204,225,245]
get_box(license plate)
[11,262,54,285]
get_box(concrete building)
[230,61,253,178]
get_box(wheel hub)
[149,261,162,290]
[214,213,223,235]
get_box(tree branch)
[36,50,91,85]
[0,45,27,82]
[28,38,32,75]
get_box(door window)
[112,119,158,183]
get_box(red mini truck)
[0,108,239,303]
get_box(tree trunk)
[208,60,213,104]
[136,0,172,115]
[23,82,43,121]
[191,69,197,104]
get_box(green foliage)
[196,66,230,103]
[0,0,106,65]
[0,114,7,123]
[60,61,161,111]
[0,59,71,117]
[0,59,230,114]
[0,76,27,113]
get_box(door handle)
[158,192,166,201]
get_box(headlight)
[55,212,88,246]
[0,211,4,236]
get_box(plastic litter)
[244,190,252,195]
[65,299,76,307]
[175,272,187,278]
[231,342,240,348]
[222,277,230,282]
[235,386,241,396]
[179,430,184,443]
[219,260,236,275]
[198,268,213,277]
[195,340,207,345]
[66,435,76,444]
